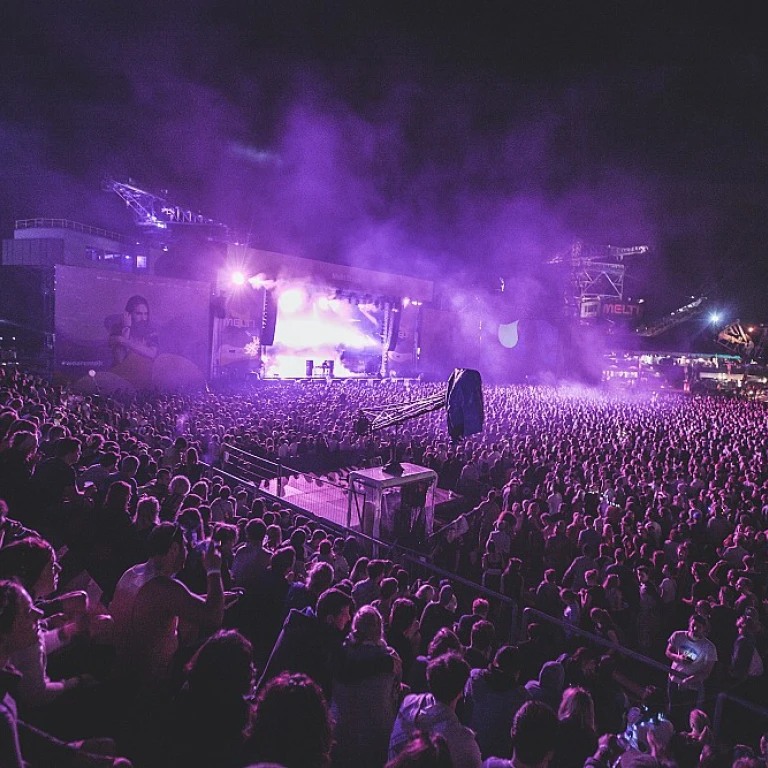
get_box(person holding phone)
[665,614,717,721]
[109,523,224,690]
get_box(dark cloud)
[1,1,767,318]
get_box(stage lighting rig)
[354,368,484,475]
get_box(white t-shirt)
[668,631,717,689]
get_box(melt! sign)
[601,302,642,318]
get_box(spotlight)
[709,312,721,324]
[403,297,411,307]
[231,271,246,287]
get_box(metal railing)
[207,448,768,738]
[713,691,768,746]
[15,218,132,243]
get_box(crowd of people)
[0,366,766,768]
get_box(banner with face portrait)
[54,265,210,393]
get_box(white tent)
[346,463,438,546]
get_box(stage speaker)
[386,306,401,351]
[261,289,278,346]
[305,359,314,378]
[211,295,227,319]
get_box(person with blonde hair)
[554,687,598,768]
[330,605,401,768]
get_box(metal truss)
[636,296,708,337]
[102,176,229,233]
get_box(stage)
[256,471,462,531]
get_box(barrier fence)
[207,448,768,742]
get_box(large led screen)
[55,265,210,392]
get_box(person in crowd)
[285,560,335,613]
[387,597,421,679]
[210,485,235,523]
[666,613,717,720]
[420,584,457,654]
[385,731,453,768]
[330,605,403,768]
[257,586,356,699]
[618,718,676,768]
[247,672,333,768]
[0,430,38,520]
[373,576,400,627]
[524,659,565,712]
[728,613,763,698]
[109,523,224,688]
[158,474,190,522]
[170,629,253,768]
[389,652,482,768]
[482,700,560,768]
[562,545,597,592]
[231,517,270,590]
[0,580,131,767]
[464,618,496,670]
[352,557,388,607]
[455,597,490,646]
[463,644,531,759]
[0,537,106,714]
[554,686,599,768]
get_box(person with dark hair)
[390,652,481,768]
[81,479,142,599]
[108,295,158,389]
[0,430,37,520]
[385,731,454,768]
[109,522,224,688]
[455,598,490,647]
[353,558,388,607]
[373,577,400,627]
[483,700,559,768]
[0,538,104,710]
[728,613,763,699]
[31,437,88,524]
[247,672,333,768]
[174,447,204,486]
[419,584,456,654]
[666,614,717,718]
[387,598,421,679]
[524,660,565,712]
[285,561,335,613]
[562,545,597,592]
[465,619,496,670]
[171,629,254,768]
[0,581,131,767]
[243,545,296,663]
[257,586,355,699]
[464,645,531,759]
[407,627,463,694]
[232,518,270,591]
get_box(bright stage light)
[709,312,721,323]
[317,296,330,311]
[279,288,306,314]
[231,271,246,287]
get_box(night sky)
[2,1,767,321]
